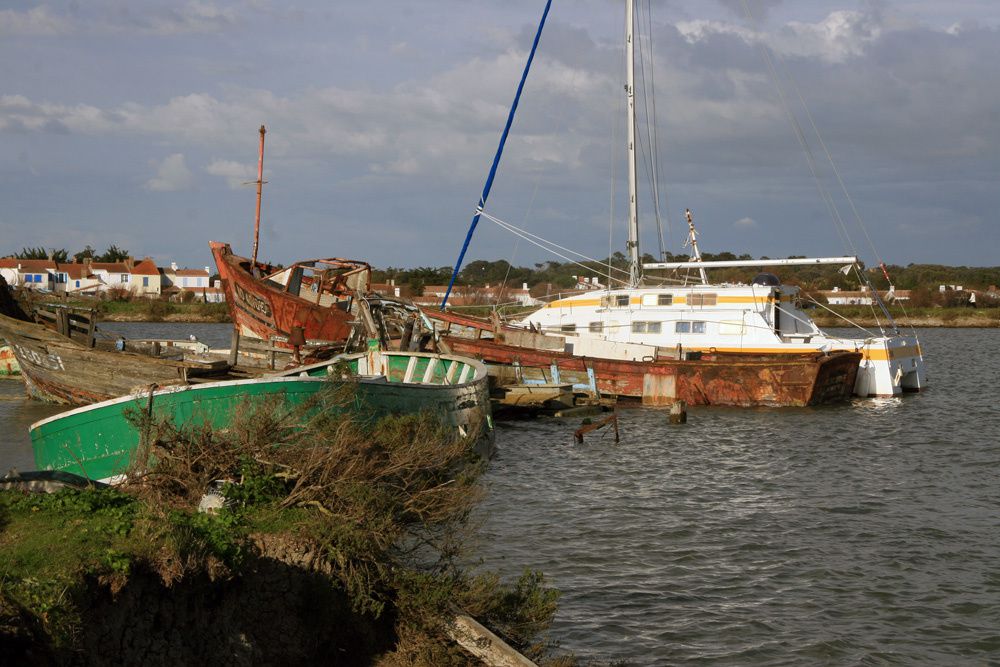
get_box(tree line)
[373,253,1000,299]
[4,245,130,263]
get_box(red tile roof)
[57,263,93,280]
[0,258,57,271]
[175,269,208,277]
[90,262,130,273]
[131,259,159,276]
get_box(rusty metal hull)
[444,337,860,407]
[0,313,230,406]
[210,242,361,348]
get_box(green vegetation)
[6,245,130,264]
[0,396,568,664]
[93,299,230,322]
[373,254,1000,300]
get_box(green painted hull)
[31,351,492,482]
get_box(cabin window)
[589,322,603,333]
[615,294,630,308]
[658,294,673,306]
[561,324,576,333]
[640,294,657,306]
[676,321,705,334]
[631,321,646,333]
[688,293,717,307]
[634,321,662,334]
[720,320,745,335]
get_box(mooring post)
[669,400,687,424]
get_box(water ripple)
[475,329,1000,664]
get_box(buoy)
[669,400,687,424]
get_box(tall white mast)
[625,0,642,287]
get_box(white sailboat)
[514,0,926,398]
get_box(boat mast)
[625,0,642,288]
[684,208,708,284]
[251,124,266,269]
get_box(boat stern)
[853,334,926,397]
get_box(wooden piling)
[669,400,687,424]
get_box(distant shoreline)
[812,314,999,328]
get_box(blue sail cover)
[440,0,553,310]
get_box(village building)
[817,285,911,305]
[0,259,60,291]
[129,258,162,296]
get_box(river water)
[2,325,998,664]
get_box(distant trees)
[3,244,135,264]
[13,247,68,262]
[96,245,130,263]
[73,245,97,263]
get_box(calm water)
[2,325,998,664]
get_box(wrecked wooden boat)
[30,350,492,483]
[0,311,236,405]
[211,241,369,350]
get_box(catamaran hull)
[835,334,925,397]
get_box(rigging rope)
[441,0,552,310]
[482,212,631,286]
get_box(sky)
[1,0,998,272]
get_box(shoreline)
[812,315,999,328]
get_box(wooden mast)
[251,125,266,269]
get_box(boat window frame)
[688,293,717,307]
[657,294,673,306]
[561,323,577,333]
[614,294,630,308]
[588,321,603,333]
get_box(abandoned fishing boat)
[438,0,925,398]
[0,310,235,405]
[30,350,492,483]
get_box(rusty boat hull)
[444,336,860,407]
[210,241,367,349]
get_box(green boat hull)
[31,351,492,482]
